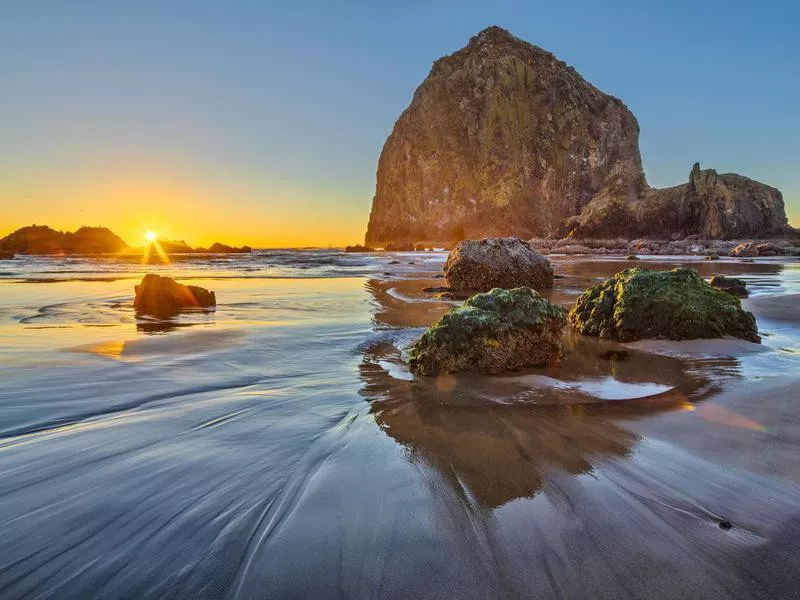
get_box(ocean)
[1,250,800,598]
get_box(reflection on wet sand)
[360,278,725,510]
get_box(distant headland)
[0,225,252,257]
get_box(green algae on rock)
[408,287,567,375]
[569,268,760,343]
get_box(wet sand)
[1,252,799,598]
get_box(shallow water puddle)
[70,328,247,360]
[568,376,673,400]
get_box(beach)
[1,251,800,598]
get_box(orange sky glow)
[0,166,372,248]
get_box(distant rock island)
[0,225,252,256]
[0,225,127,255]
[365,26,792,246]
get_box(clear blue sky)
[1,0,798,245]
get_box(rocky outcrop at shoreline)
[567,163,789,239]
[527,236,800,257]
[364,27,792,246]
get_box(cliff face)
[365,26,647,245]
[0,226,128,254]
[366,27,789,244]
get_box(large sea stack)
[365,26,789,245]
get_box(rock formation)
[134,274,216,319]
[569,268,760,343]
[709,275,749,298]
[444,238,553,291]
[365,26,646,245]
[568,163,788,238]
[344,244,375,253]
[365,27,790,244]
[0,225,127,255]
[408,287,567,375]
[201,242,252,254]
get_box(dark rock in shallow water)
[728,242,790,258]
[569,268,759,343]
[344,244,374,253]
[134,274,216,319]
[710,275,749,298]
[205,242,252,254]
[384,241,415,252]
[445,238,553,292]
[408,287,567,375]
[0,250,14,260]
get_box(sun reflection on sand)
[142,239,171,265]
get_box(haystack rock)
[365,26,646,245]
[365,26,789,244]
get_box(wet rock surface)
[134,274,216,319]
[569,267,760,343]
[408,287,567,375]
[710,275,749,298]
[444,238,553,292]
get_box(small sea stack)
[134,274,216,319]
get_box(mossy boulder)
[569,268,759,343]
[408,287,567,375]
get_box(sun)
[145,231,157,242]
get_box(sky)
[1,0,798,247]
